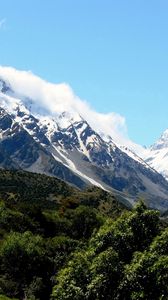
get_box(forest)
[0,170,168,300]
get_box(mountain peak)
[151,129,168,151]
[144,129,168,181]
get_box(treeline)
[0,170,168,299]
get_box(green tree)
[117,228,168,300]
[52,251,91,300]
[67,206,103,240]
[90,201,160,262]
[0,231,50,299]
[87,247,122,300]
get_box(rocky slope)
[0,71,168,210]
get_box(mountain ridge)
[0,69,168,211]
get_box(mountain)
[145,129,168,181]
[1,68,168,211]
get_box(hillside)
[0,169,125,214]
[0,169,168,300]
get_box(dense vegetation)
[0,170,168,300]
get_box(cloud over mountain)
[0,66,144,154]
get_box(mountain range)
[0,67,168,211]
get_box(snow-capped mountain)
[1,67,168,211]
[145,129,168,181]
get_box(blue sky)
[0,0,168,146]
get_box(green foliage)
[52,251,91,300]
[87,247,122,300]
[150,227,168,255]
[46,236,80,273]
[118,235,168,300]
[0,200,36,235]
[52,201,166,300]
[90,201,160,262]
[131,201,160,250]
[89,214,134,262]
[78,187,125,218]
[0,169,167,300]
[65,206,104,239]
[0,231,49,299]
[41,210,72,237]
[0,295,18,300]
[0,169,124,299]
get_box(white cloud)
[0,66,144,155]
[0,18,6,29]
